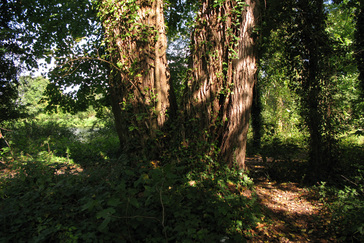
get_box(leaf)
[107,198,121,207]
[129,197,140,208]
[81,199,97,211]
[98,217,111,232]
[96,207,116,219]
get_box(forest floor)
[246,157,337,242]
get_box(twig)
[0,127,12,132]
[0,129,14,157]
[112,215,161,222]
[158,180,168,242]
[341,174,358,187]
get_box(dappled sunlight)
[255,180,321,217]
[246,157,336,242]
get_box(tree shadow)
[245,157,336,242]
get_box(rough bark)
[99,0,170,157]
[185,0,260,169]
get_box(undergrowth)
[316,139,364,243]
[0,119,263,242]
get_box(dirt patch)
[246,157,336,242]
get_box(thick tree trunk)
[99,0,171,158]
[185,0,260,169]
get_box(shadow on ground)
[246,157,337,242]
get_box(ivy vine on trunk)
[184,0,260,169]
[96,0,172,159]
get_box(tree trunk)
[98,0,171,158]
[289,0,337,181]
[251,81,263,148]
[355,1,364,96]
[184,0,260,169]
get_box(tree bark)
[185,0,260,169]
[99,0,171,158]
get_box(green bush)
[317,162,364,242]
[0,116,263,242]
[0,155,262,242]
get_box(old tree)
[185,0,260,169]
[95,0,171,157]
[6,0,359,177]
[6,0,259,168]
[100,0,260,168]
[91,0,261,168]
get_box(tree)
[285,0,339,180]
[17,76,49,116]
[95,0,172,158]
[183,0,261,169]
[325,1,363,132]
[355,1,364,96]
[0,0,23,122]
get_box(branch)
[341,174,358,187]
[55,55,143,97]
[0,129,14,157]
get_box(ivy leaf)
[96,207,116,219]
[98,217,111,232]
[129,197,140,208]
[107,198,121,207]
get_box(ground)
[246,157,337,242]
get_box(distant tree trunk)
[251,81,263,148]
[355,2,364,96]
[184,0,260,169]
[98,0,171,158]
[288,0,337,180]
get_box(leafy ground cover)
[0,120,262,242]
[0,119,363,242]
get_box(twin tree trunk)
[101,0,260,168]
[185,0,260,169]
[99,0,170,156]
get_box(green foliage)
[257,0,363,181]
[0,0,23,122]
[17,76,49,116]
[0,115,263,242]
[317,162,364,242]
[165,0,198,39]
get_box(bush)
[0,155,262,242]
[317,163,364,243]
[0,117,263,242]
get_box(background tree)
[325,0,363,132]
[283,0,339,180]
[17,76,49,116]
[350,0,364,96]
[0,0,24,122]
